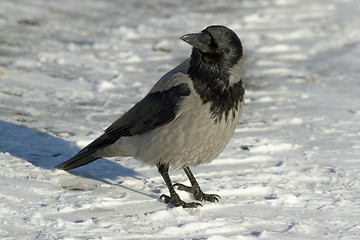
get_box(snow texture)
[1,0,360,239]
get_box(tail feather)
[55,150,100,170]
[55,132,115,171]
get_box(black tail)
[55,132,116,171]
[55,150,100,170]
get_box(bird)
[55,25,245,208]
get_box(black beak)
[180,32,212,53]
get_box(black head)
[181,26,245,123]
[181,25,243,67]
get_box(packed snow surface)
[1,0,360,239]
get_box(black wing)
[55,83,190,170]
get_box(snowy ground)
[1,0,360,239]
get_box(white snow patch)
[1,0,360,239]
[251,143,299,153]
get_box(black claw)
[159,193,202,208]
[174,183,221,203]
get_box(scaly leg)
[174,167,220,202]
[157,164,202,208]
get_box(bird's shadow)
[0,120,139,184]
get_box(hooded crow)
[55,25,245,208]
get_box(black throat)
[188,49,244,123]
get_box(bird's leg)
[174,167,221,202]
[157,163,202,208]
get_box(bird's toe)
[160,193,202,208]
[173,183,193,193]
[174,182,221,203]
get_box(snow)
[1,0,360,239]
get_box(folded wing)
[55,83,191,170]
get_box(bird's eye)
[198,32,212,46]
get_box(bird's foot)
[160,193,202,208]
[174,183,221,202]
